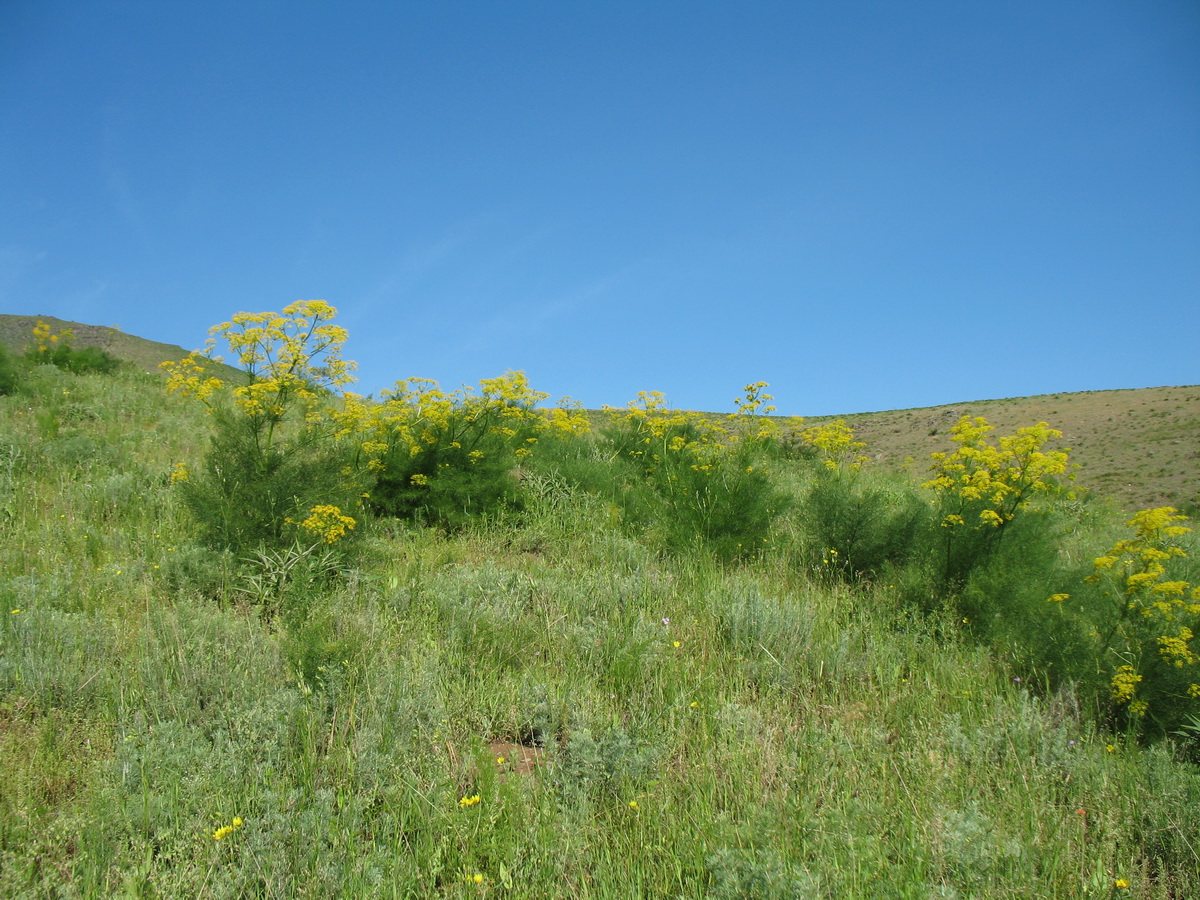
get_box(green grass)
[1,363,1199,897]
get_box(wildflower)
[661,617,670,626]
[1046,593,1070,603]
[459,794,481,807]
[672,641,681,648]
[472,874,484,884]
[10,609,20,615]
[629,800,638,810]
[299,504,356,544]
[1106,744,1116,753]
[496,756,506,765]
[212,816,242,840]
[1115,879,1129,888]
[1111,665,1142,704]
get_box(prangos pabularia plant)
[160,301,363,552]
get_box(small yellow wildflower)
[472,873,484,884]
[629,800,638,810]
[1115,878,1129,889]
[1046,593,1070,603]
[459,794,481,807]
[496,756,506,765]
[212,815,243,840]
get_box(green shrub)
[359,372,589,529]
[42,344,121,375]
[596,390,788,559]
[369,405,528,528]
[0,342,21,394]
[798,469,925,582]
[162,302,364,554]
[179,405,359,552]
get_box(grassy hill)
[1,346,1198,896]
[0,314,244,382]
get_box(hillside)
[802,386,1200,514]
[2,348,1199,896]
[0,314,244,382]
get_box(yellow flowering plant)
[161,302,365,551]
[30,320,74,357]
[923,416,1073,594]
[800,420,869,472]
[796,419,925,582]
[26,321,119,374]
[359,370,589,528]
[598,387,787,558]
[1080,507,1200,729]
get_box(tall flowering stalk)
[163,300,355,457]
[160,301,361,551]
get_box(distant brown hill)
[802,386,1200,514]
[0,314,243,382]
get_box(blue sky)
[2,1,1197,416]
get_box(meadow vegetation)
[1,310,1198,897]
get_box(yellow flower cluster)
[605,391,735,481]
[1089,508,1199,715]
[353,370,589,475]
[31,320,74,354]
[212,816,244,841]
[1158,627,1197,668]
[800,420,869,471]
[924,417,1072,528]
[1110,665,1143,705]
[160,352,225,403]
[298,505,356,544]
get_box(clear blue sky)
[3,1,1197,416]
